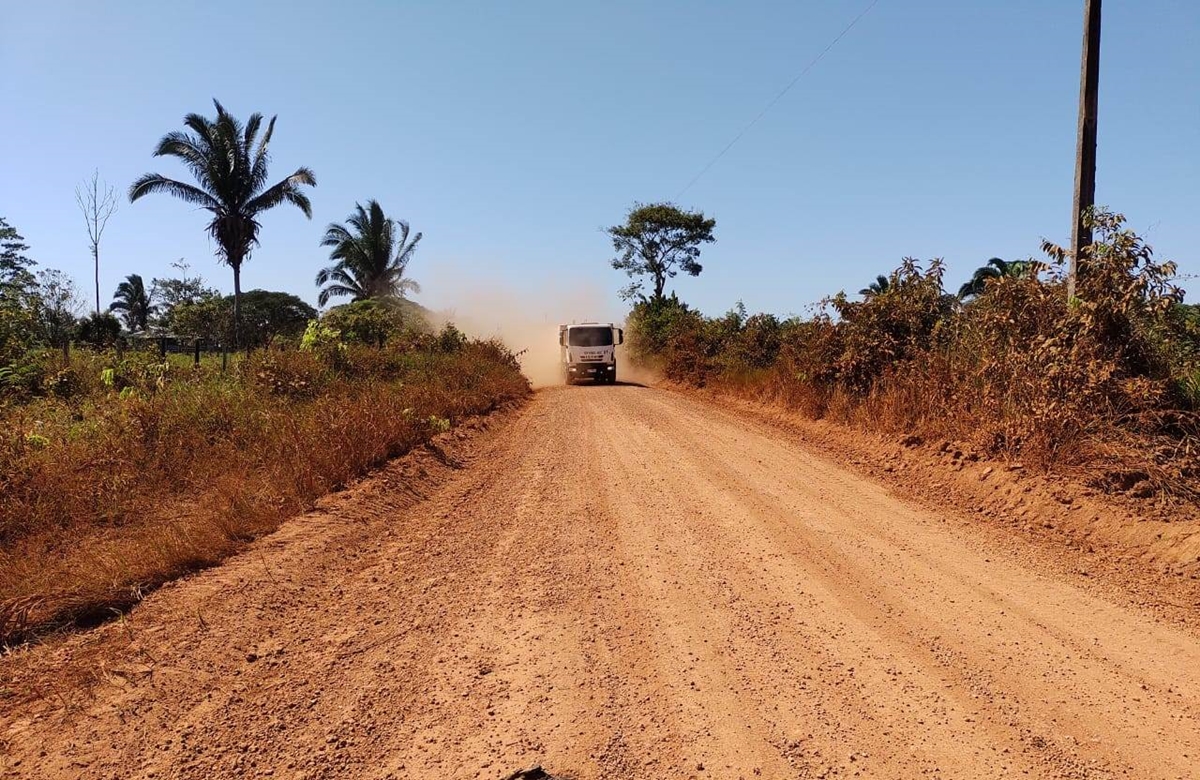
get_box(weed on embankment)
[0,328,530,643]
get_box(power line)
[674,0,883,201]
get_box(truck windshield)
[568,327,613,347]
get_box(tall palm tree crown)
[128,99,316,346]
[315,200,422,308]
[109,274,155,332]
[859,275,891,298]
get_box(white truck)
[558,322,624,385]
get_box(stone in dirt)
[501,767,557,780]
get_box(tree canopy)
[0,217,35,293]
[129,99,316,346]
[607,202,716,302]
[110,274,156,331]
[171,289,316,348]
[316,200,422,307]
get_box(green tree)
[170,296,229,343]
[36,269,84,347]
[321,298,408,345]
[128,100,317,347]
[151,260,219,332]
[237,290,317,347]
[607,202,716,302]
[957,258,1042,300]
[0,218,40,365]
[171,290,316,348]
[0,217,36,293]
[315,200,422,307]
[0,293,39,366]
[109,274,156,332]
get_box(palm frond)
[317,283,361,307]
[320,223,354,248]
[317,200,423,305]
[128,174,220,208]
[250,115,277,194]
[394,226,422,266]
[181,112,215,143]
[314,265,360,289]
[245,169,316,216]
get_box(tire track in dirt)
[2,385,1199,779]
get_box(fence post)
[159,337,167,358]
[221,346,228,372]
[194,338,202,367]
[62,340,69,363]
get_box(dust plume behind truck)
[558,322,624,384]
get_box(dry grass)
[0,336,530,643]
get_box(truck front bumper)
[567,363,616,379]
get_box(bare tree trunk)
[76,171,118,314]
[93,246,100,314]
[232,263,242,350]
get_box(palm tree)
[129,99,316,347]
[957,258,1042,299]
[109,274,155,331]
[315,200,422,307]
[859,275,891,298]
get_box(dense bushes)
[320,298,431,345]
[629,211,1200,497]
[626,297,784,386]
[0,325,529,642]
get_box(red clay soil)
[2,385,1199,779]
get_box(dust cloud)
[424,273,621,388]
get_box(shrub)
[826,258,952,391]
[624,210,1200,498]
[321,299,409,345]
[436,323,468,353]
[243,348,331,399]
[625,294,694,365]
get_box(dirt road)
[3,385,1199,779]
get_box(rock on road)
[2,385,1198,779]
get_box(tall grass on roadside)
[0,328,529,643]
[626,210,1200,501]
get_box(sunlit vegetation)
[0,101,529,643]
[627,210,1200,502]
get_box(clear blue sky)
[2,0,1197,322]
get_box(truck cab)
[559,322,624,384]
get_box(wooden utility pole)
[1069,0,1102,299]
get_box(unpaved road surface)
[3,385,1199,779]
